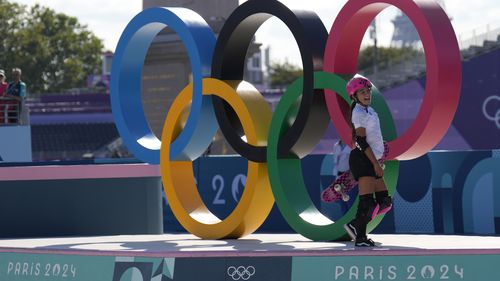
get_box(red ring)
[324,0,461,160]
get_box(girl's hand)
[374,163,384,177]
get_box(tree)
[0,0,103,93]
[268,61,303,89]
[267,46,422,89]
[358,46,422,71]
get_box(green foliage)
[0,0,103,93]
[268,61,303,89]
[267,46,422,89]
[358,46,422,71]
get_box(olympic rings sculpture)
[227,266,256,280]
[111,0,461,241]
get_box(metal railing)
[458,23,500,50]
[357,22,500,89]
[0,97,21,125]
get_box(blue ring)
[111,7,218,163]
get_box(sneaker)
[344,220,360,241]
[355,237,376,247]
[377,196,392,215]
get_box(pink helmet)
[346,76,372,97]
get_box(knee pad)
[356,197,378,222]
[377,194,392,204]
[377,196,392,215]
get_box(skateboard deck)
[322,142,389,203]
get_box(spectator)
[0,70,8,123]
[5,68,27,124]
[0,70,7,96]
[332,139,350,177]
[331,139,353,213]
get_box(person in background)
[0,70,8,124]
[0,70,7,96]
[333,139,350,177]
[5,68,27,124]
[331,139,353,212]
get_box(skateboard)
[321,142,389,203]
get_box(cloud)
[445,1,500,35]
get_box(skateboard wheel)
[342,194,350,202]
[333,184,342,192]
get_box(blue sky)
[13,0,500,65]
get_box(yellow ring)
[160,78,274,239]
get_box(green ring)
[267,71,399,241]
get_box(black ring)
[211,0,329,162]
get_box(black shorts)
[349,148,381,181]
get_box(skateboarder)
[342,76,392,247]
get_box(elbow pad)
[355,136,370,151]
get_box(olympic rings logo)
[111,0,461,241]
[227,266,256,280]
[482,95,500,129]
